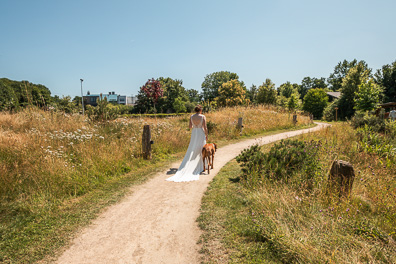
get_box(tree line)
[1,58,395,120]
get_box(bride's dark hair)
[194,105,203,113]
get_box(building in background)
[83,91,137,107]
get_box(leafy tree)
[322,100,339,121]
[173,97,187,113]
[256,79,277,105]
[277,95,289,108]
[54,96,77,113]
[288,93,300,110]
[201,71,242,101]
[278,82,299,98]
[300,77,327,99]
[354,79,384,112]
[277,82,301,109]
[141,78,163,113]
[327,59,368,91]
[184,101,196,113]
[187,89,200,103]
[0,78,52,110]
[216,79,249,107]
[158,77,188,113]
[374,60,396,102]
[133,88,154,113]
[0,82,18,111]
[247,84,258,103]
[302,88,329,119]
[338,63,371,119]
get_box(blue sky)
[1,0,395,98]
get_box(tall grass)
[199,123,396,263]
[0,105,310,263]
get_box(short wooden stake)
[237,117,243,135]
[142,125,152,160]
[293,114,297,125]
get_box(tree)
[56,96,78,113]
[256,79,277,105]
[0,78,52,110]
[247,84,258,103]
[327,59,368,91]
[338,63,371,119]
[278,82,299,98]
[141,78,163,113]
[187,89,200,103]
[300,77,327,99]
[158,77,188,113]
[375,60,396,102]
[0,82,17,111]
[216,79,249,107]
[354,79,383,112]
[302,88,329,119]
[201,71,242,101]
[288,93,300,111]
[173,97,187,113]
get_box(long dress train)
[166,115,206,182]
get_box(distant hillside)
[0,78,51,110]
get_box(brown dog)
[202,143,217,174]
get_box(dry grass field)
[0,105,310,263]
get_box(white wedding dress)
[166,115,206,182]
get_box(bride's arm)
[202,116,208,140]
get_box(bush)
[356,125,396,164]
[322,100,339,121]
[302,88,328,119]
[236,139,321,186]
[350,111,386,133]
[385,120,396,139]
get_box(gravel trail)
[56,123,329,264]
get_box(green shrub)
[385,119,396,139]
[356,125,396,164]
[322,100,339,121]
[236,139,321,186]
[350,111,386,132]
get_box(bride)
[166,105,208,182]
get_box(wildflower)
[346,208,349,212]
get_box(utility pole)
[80,79,84,115]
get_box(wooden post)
[237,117,243,135]
[293,114,297,125]
[142,125,152,160]
[335,107,338,122]
[328,160,355,197]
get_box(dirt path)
[55,123,329,264]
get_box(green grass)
[198,160,280,263]
[198,123,396,264]
[0,155,182,263]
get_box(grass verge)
[198,123,396,264]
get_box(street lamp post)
[80,79,84,115]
